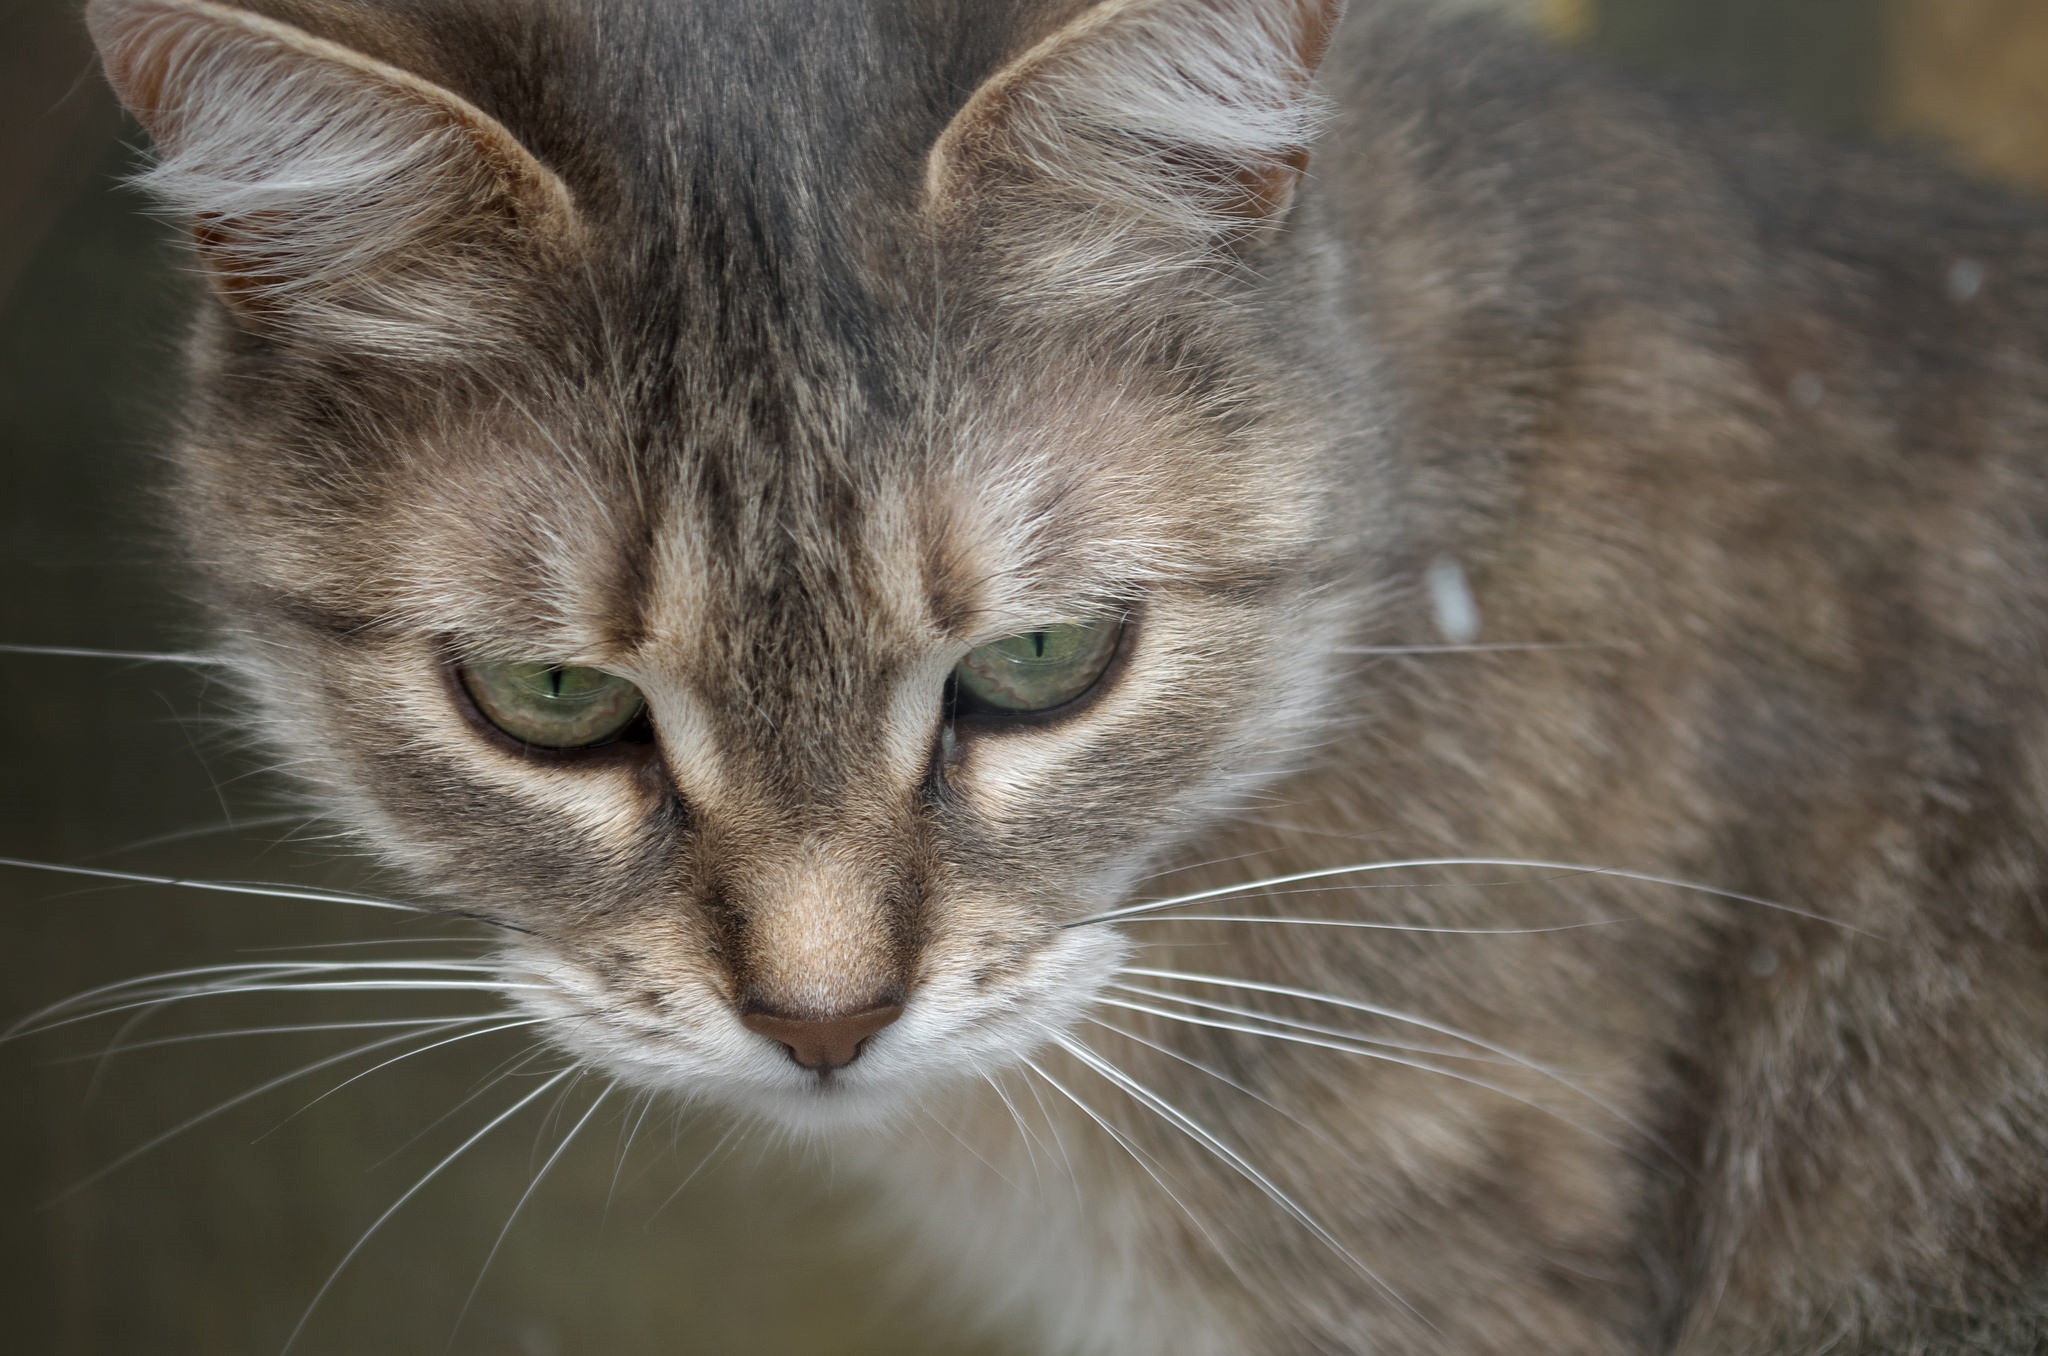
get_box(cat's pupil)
[458,660,646,749]
[950,619,1122,714]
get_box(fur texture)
[83,0,2048,1351]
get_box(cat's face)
[91,0,1363,1132]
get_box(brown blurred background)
[3,1,2045,1352]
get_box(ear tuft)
[86,0,580,353]
[926,0,1343,264]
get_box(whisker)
[1106,982,1505,1062]
[1119,968,1669,1155]
[645,1122,743,1227]
[0,855,431,916]
[1102,991,1496,1082]
[1053,1035,1423,1325]
[924,1105,1028,1193]
[1099,991,1634,1157]
[1335,642,1626,656]
[92,811,317,859]
[604,1090,658,1221]
[1082,1013,1329,1141]
[447,1081,613,1349]
[14,979,545,1043]
[0,641,230,666]
[1074,857,1860,933]
[53,1014,491,1061]
[1018,1056,1242,1277]
[370,1044,558,1172]
[47,1018,495,1203]
[1121,844,1319,891]
[280,1066,576,1356]
[237,937,494,956]
[11,958,510,1038]
[1115,913,1623,935]
[1016,1064,1082,1197]
[530,1067,586,1156]
[980,1071,1047,1189]
[263,1017,552,1138]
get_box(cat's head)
[88,0,1380,1132]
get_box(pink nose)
[740,1001,904,1072]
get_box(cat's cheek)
[504,945,779,1095]
[944,726,1086,822]
[898,921,1132,1075]
[410,725,668,851]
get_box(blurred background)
[2,1,2045,1352]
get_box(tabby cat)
[58,0,2048,1350]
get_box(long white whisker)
[55,1014,491,1061]
[447,1081,613,1348]
[14,958,507,1035]
[1074,857,1859,932]
[1018,1057,1243,1279]
[645,1122,742,1226]
[0,641,230,666]
[370,1044,557,1171]
[1107,982,1503,1062]
[15,979,544,1042]
[48,1019,490,1202]
[94,811,318,858]
[1054,1035,1423,1325]
[1116,913,1623,935]
[981,1071,1047,1189]
[279,1067,576,1355]
[0,855,431,915]
[1083,1014,1315,1132]
[1118,968,1669,1155]
[1335,642,1625,656]
[923,1106,1027,1193]
[238,937,493,956]
[1122,844,1325,891]
[531,1067,585,1152]
[263,1017,552,1137]
[1017,1064,1081,1197]
[1098,992,1634,1158]
[604,1091,658,1221]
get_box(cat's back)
[1340,4,2048,424]
[1313,4,2048,678]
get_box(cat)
[48,0,2048,1351]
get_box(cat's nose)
[740,1000,903,1072]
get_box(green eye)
[952,618,1122,714]
[458,661,646,749]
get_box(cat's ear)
[86,0,581,353]
[924,0,1342,247]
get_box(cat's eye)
[951,618,1122,715]
[457,661,647,749]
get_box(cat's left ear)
[925,0,1343,245]
[86,0,582,353]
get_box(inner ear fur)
[86,0,581,351]
[924,0,1345,237]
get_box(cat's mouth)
[500,928,1124,1134]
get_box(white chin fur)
[503,928,1129,1139]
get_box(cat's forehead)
[238,252,1217,689]
[434,359,1190,663]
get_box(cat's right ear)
[85,0,581,354]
